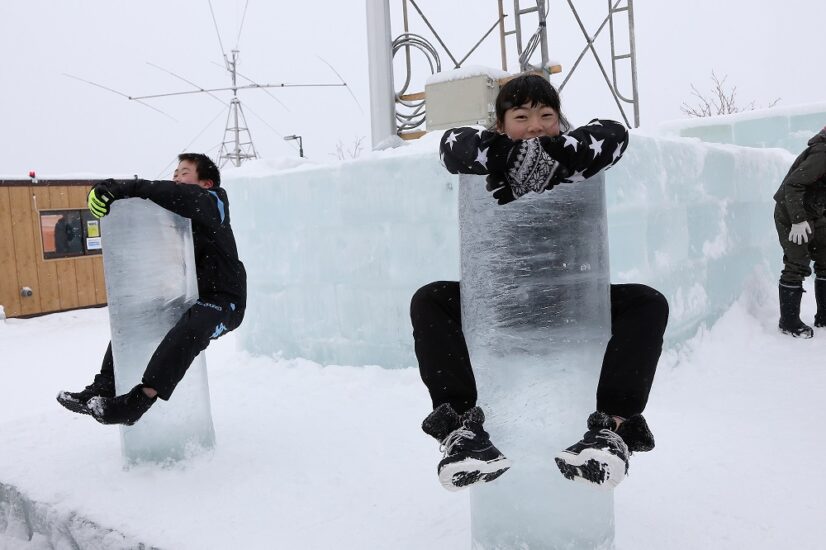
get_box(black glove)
[485,173,516,205]
[505,139,566,198]
[87,179,122,219]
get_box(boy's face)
[498,102,560,140]
[173,160,213,189]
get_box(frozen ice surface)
[459,174,613,549]
[101,198,215,464]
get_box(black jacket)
[112,179,247,305]
[440,119,628,182]
[773,129,826,223]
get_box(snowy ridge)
[0,482,155,550]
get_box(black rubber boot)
[815,278,826,328]
[779,283,814,338]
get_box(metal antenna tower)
[218,50,258,167]
[65,1,353,168]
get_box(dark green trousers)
[774,203,826,284]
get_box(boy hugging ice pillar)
[102,199,215,464]
[459,172,614,549]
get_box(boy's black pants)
[96,295,245,400]
[410,282,668,419]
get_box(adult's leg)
[775,203,812,286]
[410,281,477,414]
[596,284,669,419]
[809,216,826,326]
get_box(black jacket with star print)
[439,119,628,186]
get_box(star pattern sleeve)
[439,120,628,186]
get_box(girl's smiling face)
[498,102,561,140]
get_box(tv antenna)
[65,0,359,168]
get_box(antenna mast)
[218,50,258,167]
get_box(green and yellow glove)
[88,179,119,219]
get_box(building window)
[40,209,102,260]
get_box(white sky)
[1,0,822,179]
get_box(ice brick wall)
[606,134,792,340]
[228,134,793,367]
[228,153,459,368]
[659,102,826,153]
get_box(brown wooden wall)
[0,180,106,318]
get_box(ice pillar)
[101,198,215,465]
[459,174,614,549]
[366,0,396,149]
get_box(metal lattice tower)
[66,1,352,169]
[217,50,259,167]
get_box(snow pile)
[1,271,825,549]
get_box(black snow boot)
[88,384,156,426]
[555,411,632,490]
[778,283,814,338]
[815,278,826,328]
[57,373,115,416]
[422,403,512,491]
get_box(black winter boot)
[88,384,157,426]
[815,278,826,328]
[778,283,814,338]
[56,373,115,416]
[422,404,512,491]
[555,412,631,489]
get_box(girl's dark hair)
[178,153,221,187]
[495,73,570,132]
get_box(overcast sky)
[1,1,822,179]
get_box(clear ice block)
[459,174,614,549]
[101,198,215,465]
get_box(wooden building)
[0,179,107,318]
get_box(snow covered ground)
[1,274,825,549]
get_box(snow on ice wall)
[660,102,826,153]
[228,132,793,367]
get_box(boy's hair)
[178,153,221,187]
[495,73,571,133]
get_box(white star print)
[612,141,624,163]
[587,120,603,127]
[589,135,604,156]
[476,128,486,139]
[565,169,587,183]
[444,131,459,150]
[562,134,579,151]
[475,147,489,167]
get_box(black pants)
[774,203,826,285]
[410,282,668,419]
[96,295,245,400]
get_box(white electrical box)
[425,74,501,131]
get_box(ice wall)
[607,133,792,339]
[659,102,826,153]
[227,132,793,367]
[228,152,458,368]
